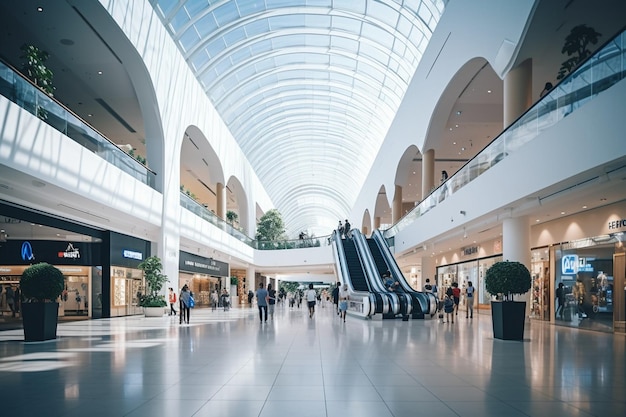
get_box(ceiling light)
[487,90,492,93]
[582,205,587,209]
[37,7,43,12]
[561,211,566,215]
[536,219,540,222]
[456,111,462,115]
[97,71,103,75]
[455,124,458,128]
[449,127,452,131]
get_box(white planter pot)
[144,306,165,317]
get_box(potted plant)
[20,262,65,341]
[485,260,532,340]
[226,210,238,226]
[137,256,168,317]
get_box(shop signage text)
[122,250,143,260]
[58,243,80,259]
[608,218,626,230]
[462,246,478,256]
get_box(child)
[443,294,455,323]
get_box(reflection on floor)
[0,303,624,417]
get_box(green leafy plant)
[557,24,602,80]
[230,276,238,286]
[20,44,55,96]
[256,209,286,241]
[226,210,239,225]
[20,263,64,302]
[137,256,168,307]
[485,260,532,301]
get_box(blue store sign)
[561,254,578,275]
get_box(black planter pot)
[491,301,526,341]
[22,302,59,342]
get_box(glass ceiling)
[152,0,445,237]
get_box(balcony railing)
[384,27,626,239]
[180,192,332,250]
[0,59,156,188]
[180,192,254,245]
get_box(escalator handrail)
[332,230,374,317]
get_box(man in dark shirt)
[332,282,340,314]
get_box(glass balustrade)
[0,60,156,188]
[385,28,626,238]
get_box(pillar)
[504,58,532,127]
[392,185,403,224]
[422,255,435,290]
[247,267,255,301]
[502,216,531,304]
[216,182,226,219]
[421,149,435,200]
[362,225,368,236]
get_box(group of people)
[167,285,194,324]
[337,219,351,239]
[331,282,349,322]
[423,279,475,323]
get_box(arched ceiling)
[152,0,445,237]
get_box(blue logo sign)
[21,241,35,261]
[561,254,578,275]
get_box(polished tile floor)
[0,302,624,417]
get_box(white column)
[502,216,531,304]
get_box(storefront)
[436,255,502,310]
[108,232,151,317]
[0,240,102,318]
[531,201,626,333]
[178,251,229,307]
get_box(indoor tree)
[557,24,602,80]
[255,209,286,242]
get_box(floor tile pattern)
[0,303,624,416]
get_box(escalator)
[370,230,437,319]
[342,238,370,292]
[340,238,388,315]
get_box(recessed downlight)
[37,7,43,12]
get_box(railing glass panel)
[0,60,156,188]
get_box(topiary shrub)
[485,260,531,301]
[20,263,65,302]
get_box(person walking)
[179,285,191,324]
[267,283,277,320]
[211,289,219,311]
[451,282,461,316]
[338,284,349,322]
[168,287,177,316]
[305,283,317,318]
[331,282,340,315]
[256,282,268,322]
[556,282,565,320]
[443,294,455,323]
[465,281,475,318]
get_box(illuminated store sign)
[58,243,80,259]
[561,254,578,275]
[122,250,143,260]
[21,241,35,261]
